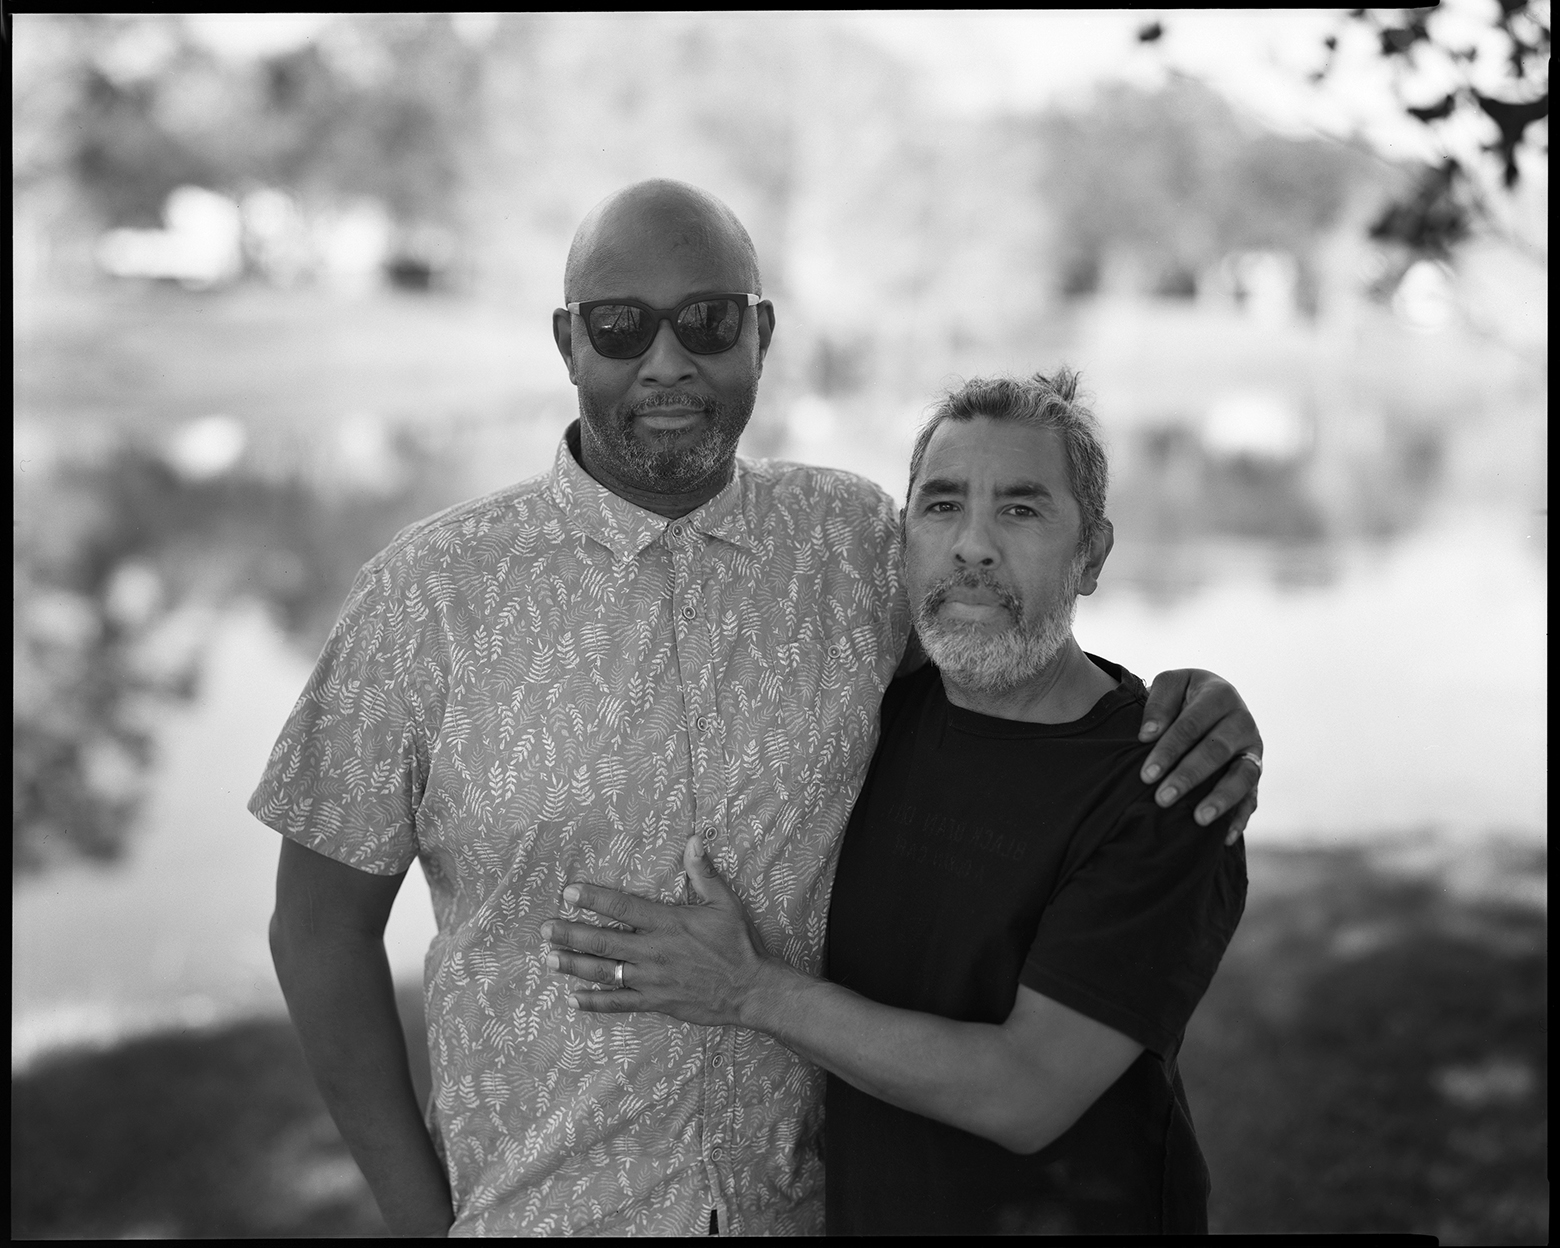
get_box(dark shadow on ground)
[1182,843,1548,1244]
[11,985,430,1238]
[11,848,1547,1241]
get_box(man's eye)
[1008,505,1037,517]
[924,501,958,514]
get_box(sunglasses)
[567,292,759,360]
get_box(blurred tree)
[12,15,482,246]
[1140,4,1548,261]
[1367,157,1473,260]
[1334,3,1547,260]
[1033,76,1386,305]
[1306,6,1541,284]
[1316,4,1549,189]
[252,16,480,227]
[12,433,465,875]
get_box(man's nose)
[951,513,999,567]
[637,319,697,386]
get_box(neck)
[940,636,1119,724]
[575,422,734,520]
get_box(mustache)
[919,567,1023,618]
[630,391,714,416]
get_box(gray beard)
[914,559,1084,696]
[578,383,757,496]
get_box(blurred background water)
[12,10,1547,1240]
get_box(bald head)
[564,179,762,303]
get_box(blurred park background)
[12,9,1547,1240]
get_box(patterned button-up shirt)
[250,424,909,1235]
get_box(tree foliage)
[1318,3,1549,189]
[12,432,466,875]
[1316,4,1548,255]
[1140,4,1548,259]
[1035,77,1384,302]
[14,14,481,231]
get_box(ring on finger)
[613,961,625,989]
[1238,750,1263,776]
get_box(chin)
[917,603,1077,694]
[623,431,731,492]
[582,388,754,492]
[920,628,1039,691]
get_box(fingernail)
[1196,805,1217,825]
[567,994,579,1009]
[1158,786,1178,805]
[1142,763,1161,782]
[545,952,559,972]
[562,885,581,905]
[1141,721,1159,737]
[540,923,553,941]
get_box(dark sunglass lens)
[676,299,742,353]
[588,304,652,357]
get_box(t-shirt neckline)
[934,654,1144,738]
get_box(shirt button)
[682,604,696,620]
[827,644,841,659]
[711,1146,724,1160]
[712,1053,724,1067]
[671,524,682,536]
[696,715,709,732]
[703,826,717,841]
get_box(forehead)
[576,219,750,305]
[917,417,1073,492]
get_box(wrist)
[737,955,809,1033]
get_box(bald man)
[257,180,1264,1236]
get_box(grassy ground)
[1185,842,1548,1243]
[11,845,1547,1240]
[11,985,429,1239]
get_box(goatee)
[579,383,757,495]
[914,559,1084,696]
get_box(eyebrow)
[916,476,1054,501]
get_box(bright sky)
[183,12,331,57]
[845,9,1444,161]
[183,7,1540,173]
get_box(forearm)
[742,961,1064,1154]
[272,926,453,1236]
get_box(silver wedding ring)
[613,961,625,989]
[1239,750,1264,776]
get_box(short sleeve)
[1018,786,1247,1058]
[247,553,446,876]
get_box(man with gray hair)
[548,367,1247,1235]
[905,368,1113,700]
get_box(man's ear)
[1075,519,1115,597]
[552,308,579,385]
[755,299,776,370]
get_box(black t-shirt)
[823,658,1247,1236]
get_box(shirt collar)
[548,422,762,560]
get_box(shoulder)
[1055,658,1242,898]
[1065,656,1153,754]
[738,457,898,530]
[360,472,557,586]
